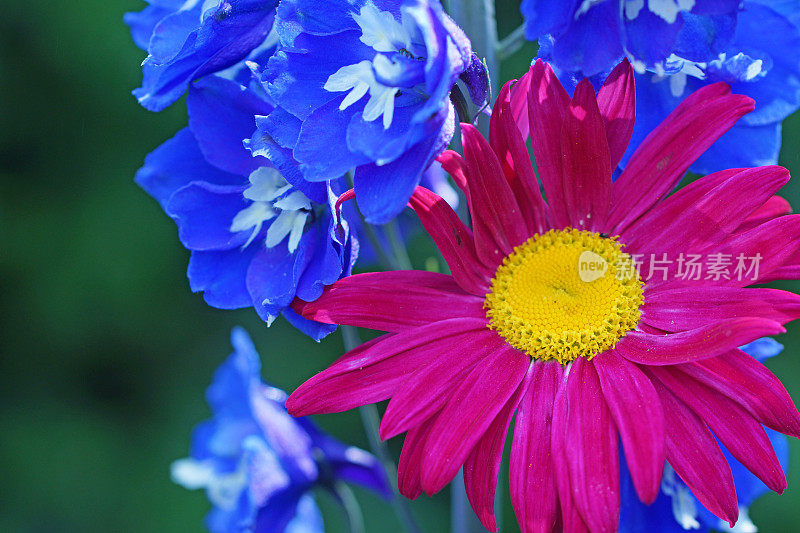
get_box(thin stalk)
[498,24,527,61]
[385,220,413,270]
[333,481,366,533]
[342,326,423,533]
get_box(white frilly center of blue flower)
[617,0,696,24]
[647,52,766,98]
[323,3,421,130]
[229,167,311,253]
[661,465,701,530]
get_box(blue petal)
[294,97,372,181]
[266,31,373,121]
[282,307,337,340]
[690,0,741,15]
[285,494,324,533]
[624,9,685,67]
[246,114,328,203]
[252,488,307,533]
[740,337,784,362]
[187,75,273,175]
[520,0,577,40]
[167,182,249,251]
[673,13,736,62]
[689,122,781,175]
[207,327,261,418]
[246,231,315,324]
[134,0,277,111]
[551,1,624,77]
[275,0,362,45]
[294,218,344,303]
[124,4,175,50]
[187,247,258,309]
[135,128,242,210]
[353,112,447,224]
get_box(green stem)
[385,220,413,270]
[342,326,423,533]
[498,24,527,61]
[333,481,366,533]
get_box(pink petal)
[649,365,786,494]
[618,167,743,240]
[420,345,529,494]
[551,374,591,533]
[437,149,468,193]
[559,358,620,533]
[623,166,789,255]
[594,350,664,504]
[463,361,533,532]
[527,59,571,229]
[614,317,785,365]
[652,379,739,527]
[292,270,485,333]
[408,187,492,295]
[677,349,800,437]
[609,83,754,232]
[380,328,507,439]
[710,214,800,286]
[397,413,438,499]
[461,123,529,267]
[510,361,563,533]
[286,318,489,416]
[490,80,549,234]
[642,286,800,331]
[560,78,612,230]
[511,68,533,140]
[596,59,635,169]
[736,195,792,233]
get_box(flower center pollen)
[484,229,644,364]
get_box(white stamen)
[648,0,695,24]
[625,0,645,20]
[353,4,409,52]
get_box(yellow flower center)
[484,229,644,364]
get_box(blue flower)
[619,338,789,532]
[172,327,391,533]
[521,0,741,77]
[135,74,356,340]
[257,0,483,224]
[621,0,800,174]
[125,0,278,112]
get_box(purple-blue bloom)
[521,0,741,77]
[135,74,357,340]
[619,338,789,532]
[126,0,278,112]
[621,0,800,174]
[172,327,390,532]
[257,0,482,224]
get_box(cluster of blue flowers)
[127,0,798,531]
[524,0,800,175]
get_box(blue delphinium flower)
[135,74,357,340]
[621,0,800,174]
[125,0,278,111]
[619,338,789,532]
[257,0,484,224]
[172,327,390,532]
[521,0,741,77]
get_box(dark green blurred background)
[2,1,799,531]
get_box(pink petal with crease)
[464,359,533,532]
[397,413,438,499]
[293,270,485,333]
[380,328,507,440]
[649,365,786,494]
[609,83,754,232]
[420,345,529,494]
[677,349,800,437]
[596,59,635,169]
[614,317,784,365]
[594,350,664,504]
[510,361,562,533]
[652,379,739,527]
[286,318,488,416]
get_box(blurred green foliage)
[1,1,799,531]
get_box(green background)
[1,1,799,531]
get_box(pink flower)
[286,59,800,532]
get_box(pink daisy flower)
[286,59,800,532]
